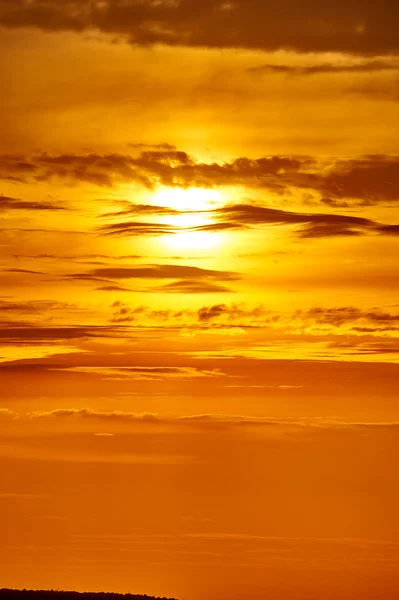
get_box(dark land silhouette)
[0,590,177,600]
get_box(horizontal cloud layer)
[3,151,399,207]
[0,0,398,55]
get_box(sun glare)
[153,187,224,250]
[166,230,222,250]
[154,187,222,212]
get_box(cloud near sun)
[1,3,399,599]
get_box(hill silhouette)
[0,590,177,600]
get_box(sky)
[1,1,399,599]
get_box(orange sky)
[1,2,399,598]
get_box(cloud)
[107,301,399,335]
[327,339,399,356]
[197,303,267,322]
[250,59,399,76]
[65,365,225,380]
[66,264,239,294]
[96,285,135,293]
[0,325,123,344]
[375,224,399,236]
[157,280,234,293]
[314,156,399,206]
[19,409,399,432]
[98,221,178,236]
[4,268,46,275]
[297,306,399,328]
[0,0,398,54]
[28,408,161,421]
[74,264,239,282]
[3,300,397,352]
[0,152,152,187]
[3,151,399,207]
[101,203,180,218]
[198,304,231,321]
[0,195,67,211]
[0,408,18,419]
[98,219,241,237]
[0,299,78,317]
[128,142,177,151]
[214,203,389,238]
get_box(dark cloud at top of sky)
[0,0,398,55]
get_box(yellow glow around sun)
[166,230,222,250]
[154,187,222,211]
[153,187,224,250]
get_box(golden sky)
[1,2,399,598]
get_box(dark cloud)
[98,219,241,237]
[375,224,399,236]
[158,280,234,293]
[66,264,239,293]
[0,325,125,344]
[3,151,399,207]
[214,203,384,238]
[110,302,193,323]
[314,156,399,205]
[297,306,399,328]
[127,143,177,151]
[108,301,399,333]
[0,0,398,54]
[4,268,46,275]
[0,195,67,211]
[298,224,363,238]
[0,153,152,188]
[0,300,73,313]
[0,362,65,372]
[198,304,229,321]
[77,264,239,281]
[197,303,269,323]
[101,204,180,218]
[250,59,399,76]
[98,221,177,236]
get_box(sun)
[152,187,224,250]
[154,187,222,212]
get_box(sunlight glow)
[166,230,222,250]
[153,187,223,250]
[154,187,222,212]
